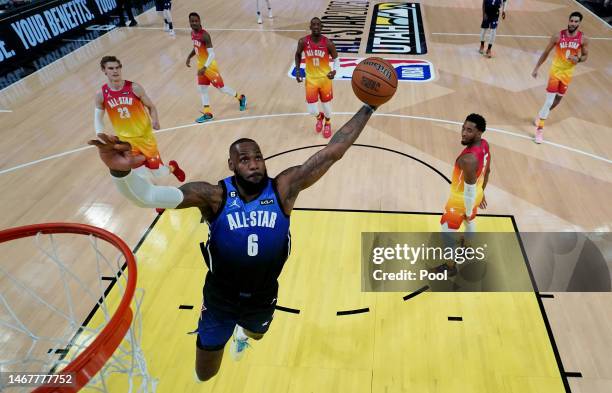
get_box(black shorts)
[195,277,278,351]
[481,12,499,29]
[154,0,170,11]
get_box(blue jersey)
[484,0,503,15]
[202,176,291,295]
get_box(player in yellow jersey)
[95,56,185,185]
[435,114,491,276]
[186,12,247,123]
[531,12,589,144]
[295,17,339,139]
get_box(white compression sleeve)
[333,57,340,71]
[112,171,184,208]
[204,48,215,68]
[464,183,477,217]
[94,108,105,134]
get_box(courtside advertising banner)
[0,0,117,66]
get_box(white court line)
[0,112,610,176]
[572,0,612,29]
[431,32,612,40]
[130,26,308,32]
[0,109,12,113]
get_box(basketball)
[351,57,398,107]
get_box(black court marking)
[564,372,582,378]
[512,216,571,393]
[101,276,115,281]
[539,294,555,299]
[48,213,162,373]
[448,316,463,321]
[47,348,68,355]
[337,308,370,316]
[179,305,194,310]
[275,305,301,314]
[403,285,430,300]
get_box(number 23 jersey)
[203,176,291,292]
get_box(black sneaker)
[128,20,138,27]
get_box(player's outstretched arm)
[274,105,375,213]
[88,134,222,216]
[532,33,559,77]
[94,92,105,135]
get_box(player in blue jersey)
[88,103,378,381]
[479,0,507,58]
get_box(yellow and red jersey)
[444,139,491,216]
[192,28,219,71]
[102,80,159,161]
[303,34,331,80]
[549,30,583,84]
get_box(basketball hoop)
[0,223,156,392]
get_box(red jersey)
[102,80,151,139]
[550,30,583,81]
[303,34,331,79]
[446,139,490,210]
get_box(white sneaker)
[534,127,543,144]
[268,9,273,18]
[169,29,175,36]
[230,326,250,361]
[163,23,169,32]
[257,14,263,24]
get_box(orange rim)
[0,223,137,393]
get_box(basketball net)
[0,224,157,392]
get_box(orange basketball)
[351,57,398,107]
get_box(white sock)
[321,102,332,119]
[199,85,210,106]
[465,219,476,233]
[219,85,237,97]
[538,92,556,120]
[235,326,248,341]
[307,103,319,116]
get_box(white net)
[0,228,157,392]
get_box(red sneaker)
[156,208,165,214]
[169,160,185,182]
[323,123,332,138]
[315,113,324,133]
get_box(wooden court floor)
[0,0,611,392]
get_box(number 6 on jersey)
[247,234,258,256]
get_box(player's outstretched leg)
[219,85,247,111]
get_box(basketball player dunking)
[88,103,379,381]
[186,12,247,124]
[437,114,491,275]
[94,56,185,185]
[295,17,339,139]
[532,12,589,144]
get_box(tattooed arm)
[274,105,376,215]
